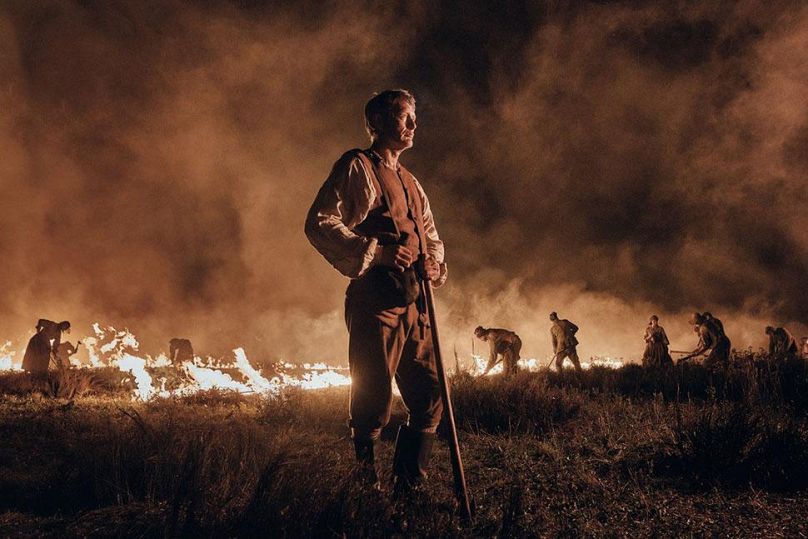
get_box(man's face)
[377,100,416,151]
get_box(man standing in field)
[765,326,799,360]
[305,90,447,493]
[550,312,582,373]
[474,326,522,375]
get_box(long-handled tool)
[545,346,572,370]
[671,350,698,361]
[417,254,473,522]
[483,355,503,375]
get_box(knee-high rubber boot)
[353,436,380,487]
[393,425,435,495]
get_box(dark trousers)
[555,347,582,372]
[705,336,731,369]
[501,338,521,374]
[345,297,443,441]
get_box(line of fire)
[0,320,623,400]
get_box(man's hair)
[765,326,775,334]
[549,312,558,321]
[364,89,415,140]
[57,321,70,331]
[649,315,659,322]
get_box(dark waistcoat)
[352,150,424,257]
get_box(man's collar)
[367,148,401,171]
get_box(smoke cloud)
[1,1,806,364]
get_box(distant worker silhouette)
[550,312,582,373]
[22,319,71,376]
[765,326,798,361]
[54,341,81,369]
[680,312,730,369]
[474,326,522,375]
[702,312,724,336]
[642,315,672,368]
[169,338,194,363]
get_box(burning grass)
[1,359,808,537]
[1,324,353,402]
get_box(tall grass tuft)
[451,371,583,434]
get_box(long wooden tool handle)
[421,276,473,522]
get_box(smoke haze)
[1,1,806,364]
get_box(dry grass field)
[2,355,808,537]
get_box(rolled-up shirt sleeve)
[305,154,379,279]
[413,177,448,288]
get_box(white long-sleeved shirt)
[305,151,447,286]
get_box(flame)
[182,361,253,394]
[2,323,626,400]
[1,323,351,400]
[295,369,353,390]
[149,353,173,368]
[470,354,544,376]
[471,353,623,376]
[582,356,625,370]
[234,347,275,392]
[0,341,22,372]
[115,353,155,401]
[272,359,353,391]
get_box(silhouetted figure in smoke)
[55,341,81,369]
[642,315,672,368]
[169,338,194,363]
[680,312,730,369]
[550,312,582,373]
[22,319,71,376]
[475,326,522,375]
[305,89,447,492]
[703,312,724,336]
[765,326,798,361]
